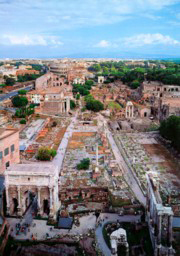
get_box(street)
[0,85,34,101]
[99,114,146,206]
[7,213,140,246]
[52,111,78,174]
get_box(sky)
[0,0,180,58]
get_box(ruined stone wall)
[60,187,108,204]
[35,73,53,90]
[42,101,62,115]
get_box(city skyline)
[0,0,180,58]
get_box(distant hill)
[49,52,180,60]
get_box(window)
[11,144,15,152]
[4,148,9,156]
[0,151,2,160]
[6,161,10,168]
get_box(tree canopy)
[159,115,180,152]
[4,76,16,86]
[86,99,104,112]
[18,89,27,95]
[17,73,42,83]
[12,95,28,108]
[84,94,104,112]
[89,61,180,88]
[77,158,90,170]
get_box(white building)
[110,228,129,256]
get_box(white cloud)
[168,20,180,26]
[0,0,178,32]
[142,14,161,20]
[95,40,111,48]
[94,34,180,49]
[124,33,180,47]
[0,35,63,46]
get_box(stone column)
[168,215,173,248]
[17,186,22,216]
[62,102,65,113]
[17,186,21,207]
[132,105,134,118]
[60,102,62,113]
[150,197,154,219]
[6,186,10,215]
[157,214,162,254]
[126,243,129,256]
[53,186,57,210]
[66,98,70,112]
[125,107,128,118]
[49,187,53,210]
[37,187,41,214]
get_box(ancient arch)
[4,163,59,219]
[98,76,105,84]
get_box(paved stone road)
[52,112,78,174]
[98,114,146,206]
[8,212,97,240]
[0,85,34,101]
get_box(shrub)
[76,94,80,100]
[18,89,27,95]
[70,100,76,109]
[77,158,90,170]
[50,149,57,157]
[36,147,57,161]
[86,99,104,112]
[20,119,26,124]
[81,107,86,112]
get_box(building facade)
[4,163,59,219]
[0,128,20,175]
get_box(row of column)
[60,98,70,113]
[6,186,57,217]
[146,184,173,255]
[125,105,134,118]
[157,214,173,250]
